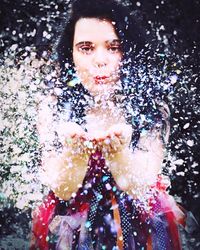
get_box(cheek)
[76,63,91,77]
[73,52,90,72]
[73,59,92,81]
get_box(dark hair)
[57,0,147,70]
[55,0,169,149]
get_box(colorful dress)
[30,150,186,250]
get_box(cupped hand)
[62,122,132,157]
[86,123,133,155]
[62,122,103,155]
[61,122,88,154]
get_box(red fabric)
[165,210,182,250]
[30,191,89,249]
[30,192,59,250]
[149,177,185,250]
[30,171,185,249]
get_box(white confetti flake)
[173,159,184,165]
[183,123,190,129]
[187,140,194,147]
[136,2,141,7]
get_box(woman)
[31,0,185,249]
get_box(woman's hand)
[48,121,132,200]
[61,120,132,158]
[86,123,132,157]
[107,123,132,152]
[61,122,88,155]
[83,103,131,154]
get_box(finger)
[114,131,122,137]
[70,133,77,139]
[103,137,111,146]
[111,136,123,151]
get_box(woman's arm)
[37,95,89,201]
[41,148,88,200]
[107,102,170,197]
[108,128,166,198]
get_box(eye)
[79,45,94,54]
[108,45,121,53]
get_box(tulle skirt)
[31,151,186,250]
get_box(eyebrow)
[75,39,121,47]
[75,41,94,47]
[106,39,121,45]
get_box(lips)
[95,75,109,80]
[94,75,109,84]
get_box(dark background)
[0,0,200,247]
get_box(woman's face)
[72,18,122,95]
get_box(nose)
[93,48,108,68]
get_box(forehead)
[73,18,119,43]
